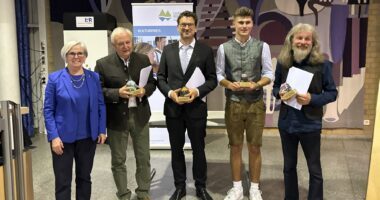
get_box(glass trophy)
[126,80,140,96]
[279,83,297,100]
[178,87,190,103]
[239,73,251,88]
[126,80,138,107]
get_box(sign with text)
[132,3,193,149]
[75,16,94,27]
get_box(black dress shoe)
[196,188,213,200]
[169,188,186,200]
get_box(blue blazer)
[44,68,106,143]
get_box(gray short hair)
[60,41,88,62]
[110,27,133,45]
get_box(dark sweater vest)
[281,63,324,120]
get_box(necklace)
[70,73,85,89]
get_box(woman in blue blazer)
[44,41,106,200]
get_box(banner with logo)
[132,3,193,149]
[132,3,192,45]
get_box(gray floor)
[31,129,372,200]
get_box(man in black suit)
[95,27,156,200]
[157,11,217,200]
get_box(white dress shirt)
[168,38,199,98]
[179,39,195,71]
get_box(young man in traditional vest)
[216,6,273,200]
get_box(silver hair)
[110,27,133,45]
[277,23,324,68]
[60,41,88,62]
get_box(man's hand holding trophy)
[178,87,191,103]
[125,79,146,97]
[239,73,251,88]
[125,80,140,96]
[125,79,146,107]
[279,82,297,101]
[170,86,198,104]
[238,73,262,91]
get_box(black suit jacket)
[157,40,217,118]
[95,52,156,131]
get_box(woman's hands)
[52,133,107,156]
[51,137,64,155]
[97,133,107,144]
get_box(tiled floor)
[31,129,371,200]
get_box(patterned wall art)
[50,0,369,128]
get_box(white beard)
[293,45,311,63]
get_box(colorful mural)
[50,0,369,128]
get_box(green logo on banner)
[159,10,171,21]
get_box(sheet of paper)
[139,65,152,87]
[186,67,205,88]
[284,67,314,110]
[186,67,206,102]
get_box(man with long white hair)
[273,23,338,200]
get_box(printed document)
[139,65,152,87]
[186,67,206,102]
[284,67,314,110]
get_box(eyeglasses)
[179,23,195,28]
[67,52,85,57]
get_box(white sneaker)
[249,189,263,200]
[224,187,243,200]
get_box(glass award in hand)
[239,73,251,88]
[126,80,138,107]
[279,83,297,101]
[178,87,190,103]
[125,80,140,96]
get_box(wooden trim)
[366,80,380,199]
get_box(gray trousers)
[107,109,151,200]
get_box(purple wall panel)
[333,62,341,86]
[330,5,349,64]
[359,18,368,68]
[259,21,288,45]
[351,18,360,75]
[343,18,352,77]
